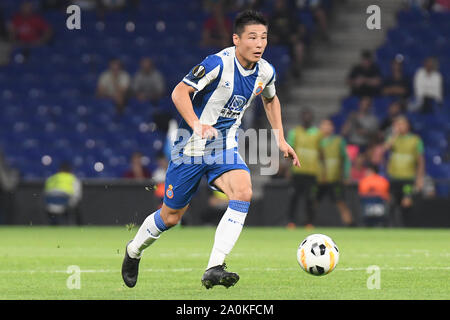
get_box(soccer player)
[383,116,424,226]
[286,109,322,228]
[317,119,354,226]
[121,10,300,289]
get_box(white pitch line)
[0,266,449,274]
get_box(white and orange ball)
[297,234,340,276]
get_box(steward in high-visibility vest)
[285,109,322,228]
[384,116,425,226]
[44,163,82,225]
[317,119,354,226]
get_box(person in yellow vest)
[286,109,322,229]
[383,116,425,226]
[317,119,354,226]
[44,162,82,225]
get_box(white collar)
[233,47,258,77]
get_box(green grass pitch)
[0,226,449,300]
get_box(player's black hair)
[233,10,268,36]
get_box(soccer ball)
[297,234,340,276]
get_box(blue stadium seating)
[1,0,329,179]
[333,8,450,191]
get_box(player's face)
[233,24,268,66]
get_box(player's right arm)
[171,82,218,139]
[171,55,223,139]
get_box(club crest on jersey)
[166,184,174,199]
[191,65,205,79]
[255,82,264,95]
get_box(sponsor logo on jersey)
[255,82,264,95]
[227,95,247,112]
[220,95,247,119]
[191,65,205,79]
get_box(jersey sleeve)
[287,128,296,147]
[416,137,424,155]
[262,64,276,99]
[182,54,222,92]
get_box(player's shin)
[127,208,169,259]
[206,200,250,269]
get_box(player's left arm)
[262,94,300,167]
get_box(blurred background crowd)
[0,0,449,227]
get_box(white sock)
[127,209,167,259]
[206,201,249,270]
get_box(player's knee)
[231,187,252,202]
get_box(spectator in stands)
[347,50,382,97]
[96,0,140,18]
[380,100,405,136]
[0,150,20,224]
[201,2,233,48]
[382,58,411,100]
[358,164,390,227]
[359,164,390,201]
[152,153,168,207]
[44,162,82,225]
[365,133,386,169]
[152,152,168,185]
[122,151,151,180]
[41,0,70,10]
[269,0,307,78]
[9,1,52,47]
[383,116,425,226]
[0,8,11,66]
[0,8,8,40]
[229,0,265,11]
[406,0,434,11]
[317,118,354,226]
[422,174,436,198]
[413,56,444,113]
[71,0,98,11]
[285,109,323,229]
[341,96,379,152]
[132,57,166,104]
[98,0,127,11]
[97,58,131,114]
[350,153,368,183]
[296,0,330,40]
[432,0,450,11]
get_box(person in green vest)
[44,162,82,225]
[286,109,322,229]
[383,116,425,226]
[317,118,354,226]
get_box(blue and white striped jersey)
[173,46,276,157]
